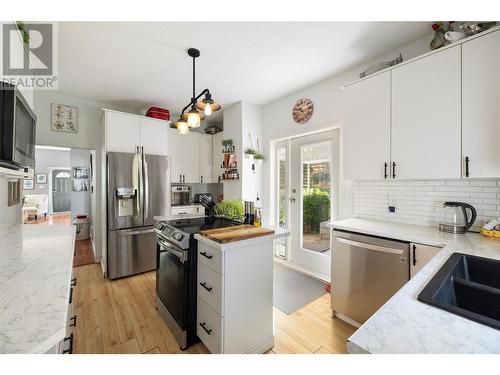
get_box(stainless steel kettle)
[438,201,477,234]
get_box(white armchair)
[23,194,49,221]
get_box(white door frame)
[269,123,343,281]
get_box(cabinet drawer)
[197,297,223,354]
[198,241,223,274]
[171,205,202,216]
[198,262,224,315]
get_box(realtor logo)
[1,22,58,89]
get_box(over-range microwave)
[0,82,37,169]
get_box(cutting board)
[199,225,275,244]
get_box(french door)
[289,130,339,281]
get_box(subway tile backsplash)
[352,179,500,232]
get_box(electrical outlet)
[388,195,397,213]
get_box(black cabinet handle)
[63,333,73,354]
[69,287,73,304]
[384,162,388,179]
[71,278,77,287]
[70,315,77,327]
[200,251,213,259]
[199,282,213,292]
[199,322,212,335]
[136,146,139,153]
[465,156,470,177]
[412,244,417,266]
[392,162,396,179]
[183,175,185,183]
[201,175,203,183]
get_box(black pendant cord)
[192,54,196,103]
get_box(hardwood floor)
[26,213,72,225]
[72,263,356,354]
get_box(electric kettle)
[438,201,477,234]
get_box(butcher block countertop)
[194,226,289,251]
[199,225,275,243]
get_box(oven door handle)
[157,238,187,262]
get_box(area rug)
[273,263,327,315]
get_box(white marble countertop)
[194,226,289,251]
[154,214,207,221]
[0,224,75,354]
[328,218,500,354]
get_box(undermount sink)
[418,253,500,330]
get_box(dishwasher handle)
[335,237,406,256]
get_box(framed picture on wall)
[51,103,78,133]
[73,179,89,192]
[73,167,89,179]
[35,173,47,184]
[23,179,34,190]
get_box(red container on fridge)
[146,106,170,121]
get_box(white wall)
[353,179,500,232]
[222,103,243,200]
[241,102,264,202]
[33,148,71,196]
[221,101,264,202]
[34,91,138,149]
[70,148,91,217]
[261,33,433,224]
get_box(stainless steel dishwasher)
[331,230,410,325]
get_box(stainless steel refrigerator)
[107,151,169,279]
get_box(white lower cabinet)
[410,243,442,278]
[196,240,274,354]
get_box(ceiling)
[57,22,431,125]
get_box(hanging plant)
[16,21,30,44]
[244,147,257,159]
[254,153,265,164]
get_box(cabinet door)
[391,46,461,179]
[212,132,223,183]
[181,132,200,183]
[140,117,168,156]
[410,243,441,278]
[462,30,500,178]
[169,129,183,183]
[199,134,213,183]
[106,111,140,153]
[343,71,391,180]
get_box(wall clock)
[292,98,314,124]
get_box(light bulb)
[177,122,189,135]
[187,111,201,127]
[204,103,212,116]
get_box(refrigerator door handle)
[118,228,154,236]
[144,156,149,220]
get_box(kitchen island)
[328,218,500,354]
[194,226,289,354]
[0,224,75,354]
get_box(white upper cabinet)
[169,129,202,183]
[212,132,223,183]
[199,134,213,183]
[106,111,141,153]
[343,71,391,180]
[140,117,169,156]
[391,46,461,179]
[169,129,183,183]
[181,132,200,183]
[462,30,500,178]
[105,111,169,155]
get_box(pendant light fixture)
[172,48,220,135]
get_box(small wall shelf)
[0,166,30,180]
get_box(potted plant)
[222,139,234,153]
[244,147,257,159]
[254,153,265,164]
